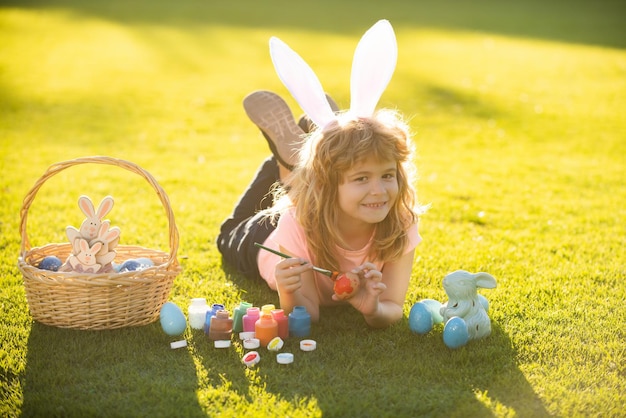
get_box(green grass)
[1,0,625,416]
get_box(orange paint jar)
[255,313,278,347]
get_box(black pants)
[217,156,279,280]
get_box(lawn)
[1,0,625,416]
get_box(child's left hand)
[333,262,385,316]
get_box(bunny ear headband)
[269,19,398,130]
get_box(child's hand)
[274,257,312,294]
[335,262,386,316]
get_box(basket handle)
[19,156,179,266]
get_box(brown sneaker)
[297,93,340,133]
[243,91,305,171]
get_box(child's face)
[337,156,398,227]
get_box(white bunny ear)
[349,19,398,117]
[474,272,497,289]
[104,226,121,242]
[96,196,114,219]
[269,36,336,129]
[98,220,111,237]
[78,196,95,218]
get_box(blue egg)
[38,256,62,271]
[420,298,444,324]
[408,302,433,334]
[120,259,141,272]
[478,294,489,311]
[443,317,469,349]
[159,302,187,336]
[135,258,155,268]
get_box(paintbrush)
[254,242,339,280]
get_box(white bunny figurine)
[66,238,103,273]
[89,220,121,272]
[66,195,115,245]
[440,270,497,340]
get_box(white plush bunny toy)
[440,270,497,340]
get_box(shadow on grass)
[258,318,550,417]
[20,266,549,417]
[197,262,550,416]
[22,322,206,417]
[3,0,625,49]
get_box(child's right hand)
[274,257,312,294]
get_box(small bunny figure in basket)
[66,238,103,273]
[66,195,115,244]
[89,220,120,272]
[440,270,497,341]
[63,195,120,273]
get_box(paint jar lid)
[239,331,255,340]
[170,340,187,349]
[267,337,284,352]
[214,340,231,348]
[243,338,260,349]
[242,351,260,367]
[300,339,317,351]
[276,353,294,364]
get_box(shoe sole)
[243,91,304,168]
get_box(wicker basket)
[17,156,181,330]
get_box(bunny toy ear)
[96,196,114,219]
[474,272,497,289]
[349,19,398,118]
[269,36,337,130]
[78,196,96,218]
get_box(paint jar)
[204,303,225,334]
[271,309,289,339]
[288,306,311,337]
[242,307,260,333]
[261,304,276,316]
[208,310,233,341]
[232,301,253,333]
[255,313,278,347]
[188,298,209,330]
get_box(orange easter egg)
[333,272,360,300]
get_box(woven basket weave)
[17,156,181,330]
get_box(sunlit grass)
[1,1,625,416]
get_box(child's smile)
[338,157,399,227]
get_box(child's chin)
[365,212,390,224]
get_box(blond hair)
[273,109,420,272]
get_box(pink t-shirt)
[257,208,421,304]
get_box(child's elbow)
[365,307,403,328]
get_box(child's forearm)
[363,300,403,328]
